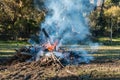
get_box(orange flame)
[44,41,58,51]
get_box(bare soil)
[0,55,120,80]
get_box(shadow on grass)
[92,56,120,64]
[0,52,14,65]
[48,75,120,80]
[91,49,120,63]
[0,52,15,55]
[99,40,120,45]
[0,56,12,65]
[98,49,120,52]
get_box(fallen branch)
[51,52,65,68]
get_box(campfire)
[15,28,93,68]
[14,0,97,67]
[43,40,58,51]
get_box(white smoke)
[40,0,96,44]
[34,0,98,64]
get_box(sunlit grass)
[0,40,120,60]
[93,53,120,57]
[0,41,120,58]
[98,37,120,41]
[98,37,120,45]
[0,55,13,57]
[0,41,28,56]
[0,40,29,44]
[0,50,15,52]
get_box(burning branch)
[43,40,58,51]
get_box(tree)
[89,0,120,38]
[104,6,120,43]
[0,0,45,40]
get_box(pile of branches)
[14,46,65,68]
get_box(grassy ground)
[97,37,120,45]
[0,39,120,79]
[0,41,29,57]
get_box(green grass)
[97,37,120,45]
[0,41,30,57]
[0,40,120,60]
[0,40,120,61]
[0,40,28,44]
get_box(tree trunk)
[110,17,112,44]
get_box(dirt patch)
[0,55,120,80]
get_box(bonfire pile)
[15,28,82,67]
[15,43,64,68]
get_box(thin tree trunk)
[110,17,113,44]
[99,0,105,19]
[96,0,105,34]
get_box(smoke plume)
[34,0,98,63]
